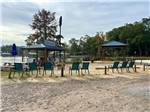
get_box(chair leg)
[120,68,122,72]
[8,71,12,79]
[13,71,15,78]
[18,72,20,78]
[52,70,54,75]
[88,69,90,74]
[69,69,72,75]
[132,68,135,72]
[37,70,38,77]
[116,68,119,73]
[78,70,80,75]
[51,70,53,77]
[36,70,38,78]
[42,70,44,76]
[21,71,24,78]
[45,70,46,75]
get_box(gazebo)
[22,40,64,62]
[101,40,128,58]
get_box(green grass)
[1,71,30,79]
[1,71,9,78]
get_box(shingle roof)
[101,40,127,47]
[22,40,64,51]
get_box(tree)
[25,9,57,45]
[69,38,80,55]
[106,17,150,56]
[95,32,105,59]
[78,35,97,57]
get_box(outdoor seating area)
[107,61,135,73]
[4,59,150,79]
[7,62,90,78]
[8,62,54,78]
[1,2,150,112]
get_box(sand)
[1,63,150,112]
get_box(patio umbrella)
[11,43,17,63]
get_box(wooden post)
[143,64,145,71]
[134,65,136,72]
[36,50,38,61]
[59,51,61,62]
[61,66,64,77]
[44,49,48,61]
[105,66,107,75]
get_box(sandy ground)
[1,63,150,112]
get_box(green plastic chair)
[8,63,24,78]
[28,63,38,77]
[81,62,89,74]
[108,61,119,73]
[43,62,54,76]
[69,62,80,75]
[119,61,128,72]
[126,61,135,72]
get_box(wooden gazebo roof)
[22,40,64,51]
[101,40,127,48]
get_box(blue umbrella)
[11,44,17,63]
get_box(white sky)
[0,0,149,46]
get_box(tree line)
[1,9,149,58]
[68,17,150,57]
[106,17,150,56]
[1,45,22,56]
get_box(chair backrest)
[44,62,53,70]
[29,63,37,70]
[14,63,23,71]
[121,61,128,68]
[128,61,135,68]
[72,63,80,70]
[112,61,119,68]
[82,63,89,70]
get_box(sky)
[0,0,149,46]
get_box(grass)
[1,71,9,78]
[1,71,28,78]
[0,70,69,79]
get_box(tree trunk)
[138,46,142,56]
[145,45,148,56]
[44,26,47,40]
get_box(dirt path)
[1,73,150,112]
